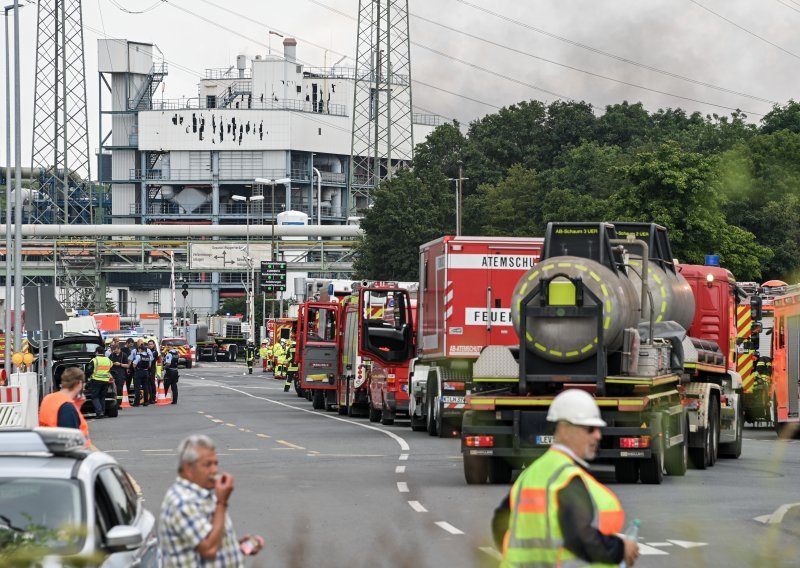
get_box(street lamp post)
[232,193,264,344]
[4,3,16,376]
[254,177,290,321]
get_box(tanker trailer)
[461,222,688,485]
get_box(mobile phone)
[240,536,259,555]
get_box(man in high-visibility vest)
[87,346,114,419]
[259,342,270,373]
[492,389,640,567]
[39,367,91,445]
[272,339,286,379]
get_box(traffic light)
[182,282,189,298]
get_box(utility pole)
[448,161,468,237]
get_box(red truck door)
[298,302,340,392]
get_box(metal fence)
[142,97,347,116]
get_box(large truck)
[766,286,800,435]
[408,236,544,436]
[461,222,744,485]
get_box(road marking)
[225,423,236,427]
[408,500,427,513]
[646,542,674,547]
[308,450,320,455]
[435,521,464,535]
[397,482,409,493]
[217,384,411,452]
[754,502,800,524]
[396,465,406,473]
[478,547,502,560]
[638,543,670,555]
[277,440,306,450]
[238,428,252,432]
[229,448,259,451]
[103,449,129,453]
[256,433,272,439]
[309,453,385,458]
[142,449,175,452]
[399,454,409,461]
[666,540,709,549]
[211,419,224,423]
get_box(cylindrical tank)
[627,258,695,329]
[511,256,640,362]
[197,322,210,343]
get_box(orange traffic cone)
[120,383,131,408]
[156,378,172,405]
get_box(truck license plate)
[536,435,553,445]
[441,396,466,404]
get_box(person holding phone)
[159,434,264,566]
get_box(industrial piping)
[3,224,363,238]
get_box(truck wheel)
[708,399,720,467]
[410,413,427,432]
[719,404,743,459]
[614,461,639,483]
[665,415,688,476]
[488,458,512,484]
[464,455,489,485]
[337,401,348,415]
[312,391,325,410]
[368,398,381,422]
[380,407,395,426]
[426,377,439,436]
[639,443,664,485]
[228,346,238,362]
[106,402,119,419]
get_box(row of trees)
[355,100,800,282]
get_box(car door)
[94,466,157,567]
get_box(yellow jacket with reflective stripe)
[259,347,269,358]
[90,356,113,383]
[502,448,624,568]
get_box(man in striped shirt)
[159,435,263,567]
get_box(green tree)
[354,169,451,280]
[761,99,800,135]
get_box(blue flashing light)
[705,255,720,267]
[327,283,334,296]
[77,309,90,316]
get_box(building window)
[118,289,129,316]
[207,95,217,109]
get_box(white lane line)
[225,423,236,427]
[646,542,674,547]
[256,433,272,439]
[103,449,129,453]
[217,384,411,452]
[396,465,406,474]
[399,454,409,461]
[478,547,502,560]
[638,543,670,556]
[665,540,708,550]
[408,500,427,513]
[277,440,306,450]
[397,482,409,493]
[211,419,224,423]
[435,521,464,535]
[754,502,800,524]
[238,428,252,432]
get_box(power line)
[454,0,776,105]
[688,0,800,60]
[108,0,165,15]
[409,11,769,115]
[774,0,800,14]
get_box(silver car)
[0,428,158,566]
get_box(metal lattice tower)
[31,0,92,225]
[349,0,414,216]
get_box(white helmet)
[547,389,606,427]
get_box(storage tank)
[277,210,308,241]
[511,256,640,362]
[627,256,695,329]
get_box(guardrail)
[143,97,347,116]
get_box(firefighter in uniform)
[273,339,286,379]
[131,343,153,407]
[259,342,270,373]
[245,342,256,374]
[87,347,113,419]
[283,339,298,392]
[492,389,640,567]
[163,347,180,404]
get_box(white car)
[0,428,158,566]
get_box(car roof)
[0,455,79,479]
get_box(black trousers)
[133,369,149,406]
[89,380,108,416]
[163,370,178,403]
[112,372,128,405]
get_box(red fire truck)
[769,287,800,434]
[296,302,340,409]
[408,236,544,437]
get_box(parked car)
[159,337,193,368]
[0,428,158,566]
[31,331,119,418]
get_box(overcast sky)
[2,0,798,176]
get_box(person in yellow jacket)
[273,339,286,378]
[260,343,270,372]
[492,389,640,567]
[283,340,298,392]
[87,346,114,419]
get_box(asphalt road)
[89,364,800,568]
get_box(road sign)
[260,261,287,292]
[189,243,272,270]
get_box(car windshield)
[52,342,102,356]
[162,339,187,347]
[0,478,85,554]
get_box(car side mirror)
[105,525,143,552]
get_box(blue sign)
[705,255,720,267]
